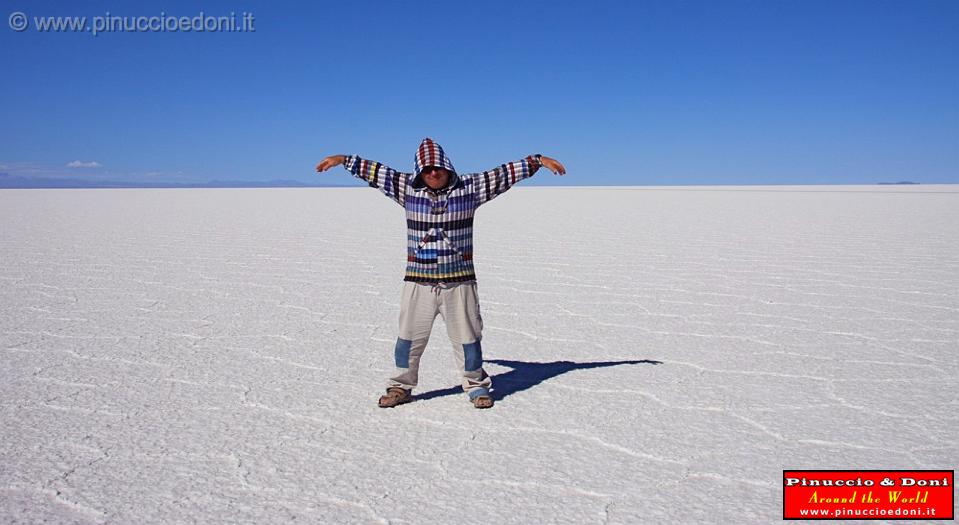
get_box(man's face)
[421,166,450,190]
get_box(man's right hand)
[315,155,346,173]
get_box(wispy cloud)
[66,160,103,168]
[1,161,108,179]
[0,162,51,176]
[1,161,197,183]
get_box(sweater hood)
[412,137,460,190]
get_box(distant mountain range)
[0,172,930,189]
[0,173,353,189]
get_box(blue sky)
[1,0,957,186]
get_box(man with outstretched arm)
[316,138,566,409]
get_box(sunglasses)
[422,166,447,175]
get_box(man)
[316,138,565,409]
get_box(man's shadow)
[414,358,662,402]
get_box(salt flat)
[1,185,957,524]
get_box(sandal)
[378,387,412,408]
[472,395,494,409]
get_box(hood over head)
[412,137,460,190]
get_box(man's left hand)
[540,156,566,175]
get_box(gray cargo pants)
[389,280,492,401]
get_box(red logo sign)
[783,470,954,520]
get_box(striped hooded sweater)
[344,138,543,283]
